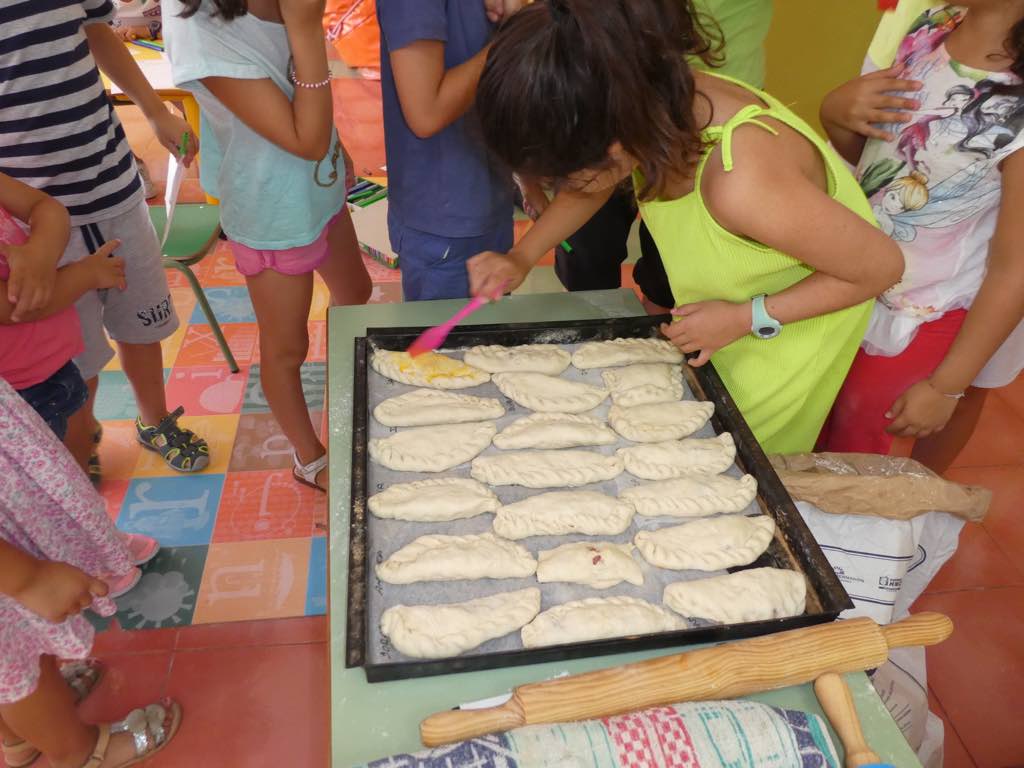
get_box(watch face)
[756,325,780,339]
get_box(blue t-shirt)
[377,0,514,240]
[164,0,346,249]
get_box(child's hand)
[0,240,58,323]
[467,250,529,299]
[821,67,923,142]
[149,107,199,168]
[885,379,959,438]
[660,300,751,367]
[13,560,109,624]
[114,24,151,41]
[86,240,127,291]
[515,175,550,221]
[484,0,525,23]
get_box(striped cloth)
[0,0,143,225]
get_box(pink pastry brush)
[406,284,506,357]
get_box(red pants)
[818,310,968,454]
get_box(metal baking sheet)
[346,316,852,682]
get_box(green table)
[327,290,920,768]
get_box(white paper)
[161,153,185,248]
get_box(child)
[465,0,904,455]
[376,0,519,301]
[818,2,1024,472]
[0,1,210,482]
[0,380,179,768]
[0,172,125,470]
[164,0,373,491]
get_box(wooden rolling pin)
[814,673,887,767]
[421,612,952,747]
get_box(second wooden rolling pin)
[421,612,952,747]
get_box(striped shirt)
[0,0,143,225]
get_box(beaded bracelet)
[288,60,330,89]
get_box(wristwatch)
[751,294,781,339]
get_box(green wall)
[764,2,884,133]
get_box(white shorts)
[60,199,179,380]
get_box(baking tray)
[346,316,852,682]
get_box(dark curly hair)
[476,0,721,202]
[1003,16,1024,90]
[178,0,248,20]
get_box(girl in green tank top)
[467,0,904,454]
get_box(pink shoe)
[120,532,160,566]
[106,568,142,599]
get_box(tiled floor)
[84,65,1024,768]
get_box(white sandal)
[293,450,328,493]
[83,699,181,768]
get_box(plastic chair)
[150,204,240,373]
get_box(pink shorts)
[228,210,344,277]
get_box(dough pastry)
[369,421,496,472]
[463,344,571,375]
[608,400,714,443]
[602,363,684,407]
[492,372,608,414]
[492,491,635,539]
[663,568,806,624]
[618,433,735,480]
[620,474,758,518]
[368,477,500,522]
[373,388,505,427]
[371,349,489,389]
[381,588,541,659]
[634,515,776,571]
[376,532,537,584]
[492,413,617,450]
[471,450,623,488]
[536,541,643,589]
[521,596,686,648]
[571,337,684,369]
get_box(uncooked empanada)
[373,388,505,427]
[634,515,775,571]
[618,433,735,480]
[492,412,617,450]
[536,541,643,589]
[368,421,496,472]
[471,449,623,488]
[492,372,608,414]
[608,400,714,443]
[368,477,500,522]
[380,588,541,659]
[492,491,634,539]
[463,344,571,375]
[663,568,806,624]
[521,596,686,648]
[571,337,683,369]
[601,363,684,406]
[376,532,537,584]
[620,474,758,517]
[371,350,489,389]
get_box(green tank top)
[637,74,875,454]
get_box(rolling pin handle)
[878,612,953,650]
[420,699,525,748]
[814,672,882,768]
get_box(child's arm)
[200,2,334,161]
[0,241,125,325]
[820,67,922,165]
[0,174,70,322]
[84,22,198,165]
[0,540,108,623]
[886,151,1024,438]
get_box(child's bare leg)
[316,207,372,307]
[246,270,324,479]
[911,386,988,475]
[116,341,169,426]
[64,405,94,474]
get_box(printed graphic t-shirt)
[856,7,1024,358]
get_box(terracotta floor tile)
[949,394,1024,469]
[213,469,323,543]
[994,373,1024,422]
[161,644,328,768]
[92,623,178,656]
[913,590,1024,768]
[173,615,327,650]
[924,521,1024,593]
[928,689,977,768]
[77,651,174,724]
[946,465,1024,572]
[175,322,261,368]
[164,365,251,416]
